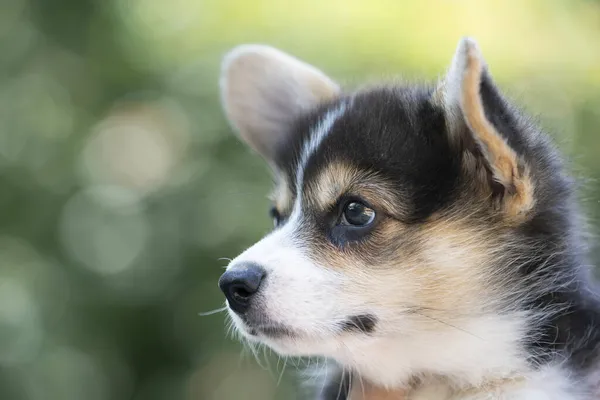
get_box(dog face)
[217,39,565,384]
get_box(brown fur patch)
[409,219,499,314]
[458,42,535,222]
[349,380,408,400]
[268,172,293,215]
[305,161,408,219]
[433,39,536,223]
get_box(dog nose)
[219,263,266,314]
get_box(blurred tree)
[0,1,598,399]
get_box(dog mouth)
[247,324,296,339]
[240,313,377,340]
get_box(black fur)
[340,314,377,334]
[476,72,600,373]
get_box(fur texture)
[218,38,600,399]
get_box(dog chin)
[229,313,338,356]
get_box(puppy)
[217,37,600,399]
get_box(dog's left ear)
[433,37,534,220]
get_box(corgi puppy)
[217,37,600,399]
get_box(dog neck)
[333,312,529,390]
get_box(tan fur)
[435,38,535,222]
[349,380,408,400]
[347,365,541,399]
[459,41,535,220]
[307,161,408,219]
[348,375,525,400]
[411,220,497,313]
[269,172,293,215]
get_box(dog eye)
[341,201,375,226]
[269,206,282,227]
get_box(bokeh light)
[0,278,43,366]
[26,346,110,400]
[60,187,150,276]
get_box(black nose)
[219,263,266,314]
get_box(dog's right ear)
[220,45,340,164]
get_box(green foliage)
[0,0,599,399]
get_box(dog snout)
[219,262,266,314]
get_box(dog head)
[217,38,572,385]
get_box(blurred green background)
[1,0,600,399]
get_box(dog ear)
[433,37,534,219]
[220,45,340,164]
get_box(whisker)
[247,341,268,370]
[198,306,228,316]
[238,344,250,368]
[359,372,366,400]
[262,345,276,380]
[336,365,347,400]
[348,370,353,400]
[277,356,288,387]
[319,360,330,398]
[414,311,485,340]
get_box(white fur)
[298,102,348,180]
[339,314,529,389]
[440,37,483,119]
[410,365,583,399]
[226,207,346,354]
[226,104,353,354]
